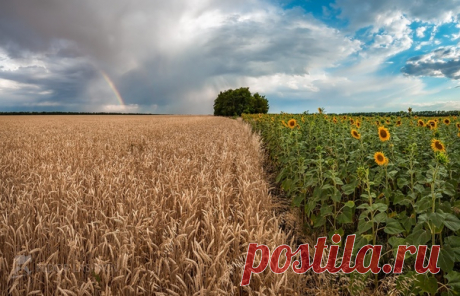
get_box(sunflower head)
[417,120,425,127]
[444,118,451,125]
[318,107,323,114]
[396,120,402,126]
[356,121,361,128]
[408,107,412,113]
[374,152,386,166]
[351,129,361,140]
[333,117,337,123]
[287,119,297,129]
[431,139,446,153]
[427,120,437,129]
[350,118,355,125]
[414,115,418,119]
[456,122,460,129]
[281,120,288,127]
[378,126,390,141]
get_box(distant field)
[0,116,305,295]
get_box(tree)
[251,93,269,114]
[213,87,269,116]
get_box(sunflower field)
[243,111,460,295]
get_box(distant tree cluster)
[213,87,269,116]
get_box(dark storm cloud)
[0,1,122,61]
[0,55,97,105]
[0,0,362,113]
[401,46,460,79]
[115,7,360,110]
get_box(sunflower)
[431,139,446,153]
[456,122,460,129]
[376,120,380,126]
[333,117,337,123]
[427,120,437,129]
[396,120,402,126]
[342,115,347,120]
[374,152,387,166]
[287,119,297,129]
[281,120,288,127]
[350,118,355,125]
[444,118,451,125]
[414,115,418,119]
[378,126,390,141]
[318,108,323,114]
[351,129,361,140]
[356,121,361,128]
[417,120,425,127]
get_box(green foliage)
[244,112,460,294]
[213,87,269,116]
[332,110,460,118]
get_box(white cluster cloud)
[334,0,460,28]
[416,26,427,38]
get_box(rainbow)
[100,71,125,106]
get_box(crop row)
[244,112,460,295]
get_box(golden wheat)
[0,115,309,295]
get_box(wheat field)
[0,115,308,295]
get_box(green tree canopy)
[213,87,269,116]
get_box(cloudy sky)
[1,0,460,114]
